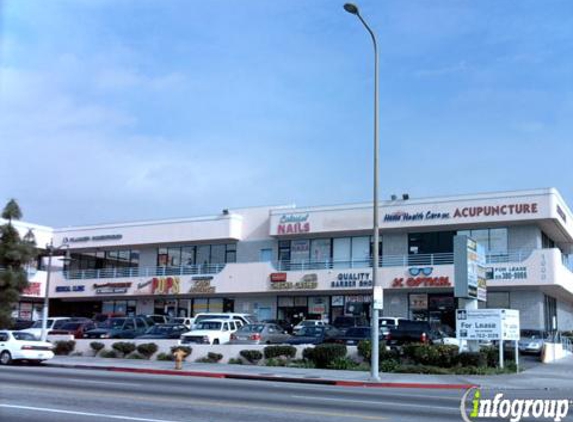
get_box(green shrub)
[207,352,223,362]
[156,352,174,361]
[288,358,315,368]
[196,352,224,364]
[100,350,117,358]
[112,342,136,357]
[310,343,347,369]
[479,346,514,368]
[136,343,158,359]
[170,346,192,359]
[264,357,288,367]
[263,345,296,360]
[239,350,263,363]
[328,356,358,370]
[90,341,105,355]
[402,344,433,366]
[380,359,399,373]
[357,340,372,360]
[434,345,459,368]
[53,340,76,356]
[457,351,487,368]
[395,364,451,375]
[228,358,243,365]
[357,340,395,363]
[302,347,315,361]
[126,353,145,359]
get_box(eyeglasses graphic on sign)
[408,267,433,276]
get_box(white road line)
[71,379,142,387]
[290,384,463,401]
[0,404,184,422]
[290,395,459,412]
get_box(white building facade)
[19,187,573,332]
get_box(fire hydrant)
[173,348,187,370]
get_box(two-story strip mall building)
[15,188,573,332]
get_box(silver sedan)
[229,323,290,345]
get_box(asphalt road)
[0,365,469,422]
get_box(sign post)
[454,235,487,352]
[456,309,520,368]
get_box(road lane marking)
[3,385,387,421]
[291,395,459,412]
[72,379,142,387]
[0,404,183,422]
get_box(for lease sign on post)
[456,309,520,341]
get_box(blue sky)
[1,0,572,227]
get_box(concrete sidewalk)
[44,355,573,390]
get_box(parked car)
[83,317,150,339]
[50,320,97,339]
[332,316,368,334]
[143,315,170,325]
[0,330,54,365]
[9,319,35,330]
[385,320,440,347]
[171,317,194,330]
[325,326,371,346]
[136,323,188,339]
[262,319,294,334]
[190,313,255,330]
[229,323,291,345]
[180,319,241,345]
[517,329,548,355]
[379,317,407,337]
[292,320,328,335]
[286,325,341,345]
[92,313,124,328]
[18,317,73,339]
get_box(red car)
[50,320,97,339]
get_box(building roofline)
[269,187,560,215]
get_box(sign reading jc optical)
[456,309,520,341]
[391,267,451,288]
[276,214,310,235]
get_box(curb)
[46,363,477,390]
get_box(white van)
[190,313,256,330]
[19,317,73,340]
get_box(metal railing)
[64,263,226,280]
[273,249,536,271]
[59,248,543,280]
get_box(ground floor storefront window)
[277,294,370,326]
[12,301,42,321]
[409,293,456,330]
[102,300,137,316]
[151,297,235,317]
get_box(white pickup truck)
[179,319,243,345]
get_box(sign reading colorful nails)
[276,214,310,235]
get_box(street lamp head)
[343,3,360,15]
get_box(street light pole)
[40,241,68,342]
[343,2,381,381]
[40,241,54,342]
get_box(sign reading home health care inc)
[383,202,539,224]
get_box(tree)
[0,199,37,328]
